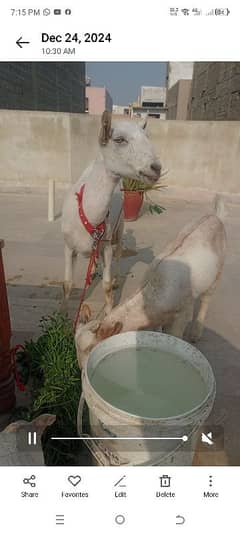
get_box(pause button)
[28,431,37,446]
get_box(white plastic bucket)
[79,331,216,466]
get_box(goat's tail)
[214,193,226,221]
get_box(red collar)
[76,184,106,238]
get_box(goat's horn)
[99,110,112,145]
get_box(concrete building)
[130,86,167,119]
[166,62,194,90]
[166,79,192,120]
[141,86,166,106]
[0,62,86,113]
[85,86,113,115]
[112,104,130,116]
[188,62,240,120]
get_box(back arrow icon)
[16,36,30,49]
[176,515,185,525]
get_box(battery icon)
[54,9,62,15]
[215,8,230,16]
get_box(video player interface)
[0,2,239,531]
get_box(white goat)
[75,196,226,369]
[62,111,162,312]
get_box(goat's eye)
[113,137,127,144]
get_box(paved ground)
[0,189,240,465]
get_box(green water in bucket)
[90,347,208,418]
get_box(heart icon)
[68,475,81,487]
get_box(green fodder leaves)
[148,203,166,215]
[24,312,82,465]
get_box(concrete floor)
[0,189,240,465]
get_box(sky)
[86,62,167,106]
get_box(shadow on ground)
[196,327,240,466]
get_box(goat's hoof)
[188,321,204,344]
[112,277,120,290]
[63,281,73,300]
[189,337,198,344]
[189,332,201,344]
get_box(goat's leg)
[164,301,193,339]
[112,242,122,290]
[112,219,124,290]
[102,243,113,314]
[189,281,218,343]
[63,245,76,303]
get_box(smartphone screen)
[0,1,239,530]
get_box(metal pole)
[48,179,55,222]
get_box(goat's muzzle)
[151,162,162,178]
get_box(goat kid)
[62,111,162,312]
[75,196,226,369]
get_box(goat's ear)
[32,414,56,435]
[99,110,112,145]
[80,303,92,324]
[3,420,27,433]
[3,414,56,434]
[96,321,123,341]
[140,117,147,130]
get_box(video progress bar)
[51,435,189,442]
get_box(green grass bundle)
[23,313,82,465]
[122,177,167,215]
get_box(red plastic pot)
[0,240,15,412]
[123,190,144,221]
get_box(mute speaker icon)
[201,432,214,445]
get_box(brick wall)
[0,62,85,113]
[166,82,179,119]
[188,62,240,120]
[167,80,192,120]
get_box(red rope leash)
[73,185,107,333]
[75,184,106,237]
[73,230,105,333]
[73,185,123,334]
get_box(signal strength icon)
[206,9,214,16]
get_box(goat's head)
[1,414,56,466]
[75,304,123,370]
[99,110,162,185]
[3,414,56,435]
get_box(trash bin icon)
[159,475,171,488]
